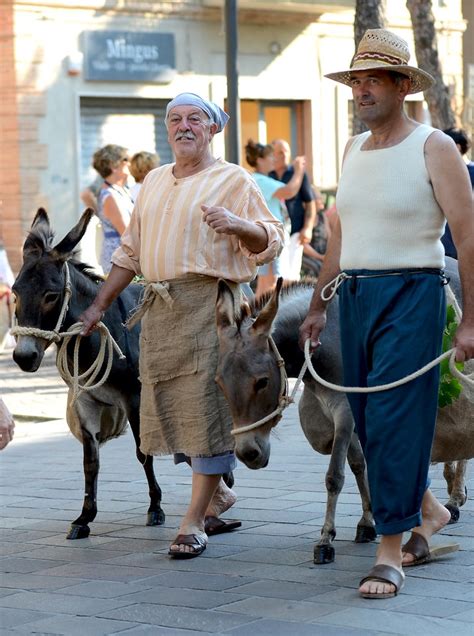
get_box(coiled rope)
[10,263,124,404]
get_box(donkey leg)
[314,425,355,565]
[67,428,99,539]
[347,434,376,543]
[128,408,165,526]
[445,460,469,524]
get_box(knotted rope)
[10,263,124,404]
[125,281,173,329]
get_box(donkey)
[11,208,165,539]
[216,257,471,563]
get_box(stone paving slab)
[0,349,473,635]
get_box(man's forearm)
[236,218,268,253]
[94,265,135,312]
[303,200,317,231]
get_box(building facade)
[0,0,468,272]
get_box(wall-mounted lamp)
[67,51,84,76]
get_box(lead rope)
[10,263,125,405]
[232,282,473,435]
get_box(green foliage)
[438,304,464,408]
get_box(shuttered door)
[79,96,172,188]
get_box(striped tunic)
[112,158,284,283]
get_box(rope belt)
[321,268,447,301]
[10,263,124,404]
[232,275,473,435]
[125,281,174,329]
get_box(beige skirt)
[138,274,240,457]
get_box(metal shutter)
[79,97,172,188]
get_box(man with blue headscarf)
[80,92,284,559]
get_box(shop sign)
[83,31,176,82]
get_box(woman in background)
[92,145,134,274]
[245,139,305,298]
[129,151,160,202]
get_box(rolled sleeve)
[238,182,284,265]
[239,220,284,265]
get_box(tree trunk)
[407,0,456,129]
[352,0,387,134]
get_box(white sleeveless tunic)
[336,124,446,270]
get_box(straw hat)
[325,29,434,94]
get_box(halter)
[230,336,304,436]
[10,262,124,404]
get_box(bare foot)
[402,490,451,566]
[359,534,403,598]
[205,478,237,518]
[169,524,207,555]
[359,563,405,598]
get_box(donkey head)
[215,279,283,469]
[12,208,94,371]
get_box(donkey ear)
[251,277,283,337]
[216,279,237,331]
[52,208,95,259]
[22,208,51,261]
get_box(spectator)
[301,197,330,277]
[92,145,134,274]
[441,128,474,259]
[80,175,103,213]
[270,139,316,279]
[245,139,305,297]
[129,151,160,202]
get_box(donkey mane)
[236,279,315,327]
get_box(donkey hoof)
[445,504,460,524]
[314,544,335,564]
[146,509,165,526]
[355,525,377,543]
[67,524,90,540]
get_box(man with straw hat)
[301,29,474,599]
[80,92,284,559]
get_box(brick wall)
[0,3,22,274]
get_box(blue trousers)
[339,270,446,535]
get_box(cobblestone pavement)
[0,348,473,635]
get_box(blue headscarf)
[165,93,229,133]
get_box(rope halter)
[230,336,301,436]
[10,262,125,404]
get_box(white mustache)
[175,132,196,141]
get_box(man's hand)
[202,205,241,235]
[79,304,105,337]
[292,156,306,174]
[299,309,327,352]
[453,321,474,362]
[299,227,313,244]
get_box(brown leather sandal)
[359,564,405,599]
[402,532,459,567]
[205,516,242,536]
[168,533,207,559]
